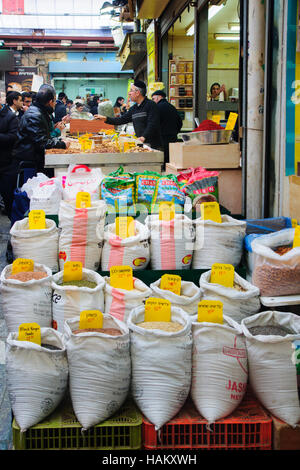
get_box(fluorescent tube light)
[208,4,224,20]
[214,34,239,41]
[228,23,240,31]
[61,40,72,46]
[186,24,194,36]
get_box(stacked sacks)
[58,199,106,272]
[1,263,52,334]
[64,316,131,431]
[51,269,105,333]
[10,217,59,273]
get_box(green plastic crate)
[12,398,142,450]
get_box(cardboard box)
[289,175,300,222]
[169,142,240,169]
[272,415,300,450]
[166,163,242,215]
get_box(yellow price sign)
[200,201,222,223]
[211,263,235,288]
[292,219,298,228]
[160,274,181,296]
[197,300,223,324]
[115,216,135,239]
[225,112,238,131]
[63,261,83,283]
[293,225,300,248]
[159,201,175,221]
[110,265,134,291]
[12,258,34,274]
[76,191,91,208]
[124,142,136,152]
[28,210,46,230]
[144,298,171,323]
[79,310,103,330]
[212,115,221,125]
[18,322,41,345]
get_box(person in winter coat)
[54,91,67,123]
[97,81,163,150]
[151,90,182,166]
[13,85,70,173]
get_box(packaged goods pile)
[2,160,300,449]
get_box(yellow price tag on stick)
[211,263,234,288]
[18,322,41,345]
[200,202,222,223]
[159,202,175,221]
[293,225,300,248]
[110,266,134,291]
[212,115,221,125]
[79,310,103,330]
[197,300,223,324]
[225,112,238,130]
[160,274,181,296]
[115,217,135,239]
[28,210,46,230]
[12,258,34,274]
[63,261,83,283]
[76,191,91,208]
[144,298,171,323]
[292,219,298,228]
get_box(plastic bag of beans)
[6,328,68,432]
[128,305,192,430]
[10,217,59,272]
[51,269,105,333]
[150,278,201,316]
[0,263,52,334]
[64,316,131,430]
[241,311,300,426]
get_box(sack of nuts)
[251,228,300,297]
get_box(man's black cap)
[151,90,166,98]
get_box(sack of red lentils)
[51,269,105,333]
[6,328,68,432]
[64,315,130,430]
[0,263,52,334]
[150,278,201,316]
[128,305,192,430]
[191,314,248,424]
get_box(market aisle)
[0,213,13,450]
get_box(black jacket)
[0,105,19,170]
[13,102,66,170]
[54,99,67,123]
[105,97,163,150]
[156,98,182,140]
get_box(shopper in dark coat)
[54,91,67,123]
[89,95,100,115]
[97,81,163,150]
[151,90,182,166]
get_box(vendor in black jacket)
[97,80,163,150]
[151,90,182,166]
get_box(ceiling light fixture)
[214,33,239,41]
[208,4,224,20]
[60,40,72,46]
[228,23,240,31]
[186,24,194,36]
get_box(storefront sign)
[5,67,37,92]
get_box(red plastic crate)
[142,392,272,450]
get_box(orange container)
[142,392,272,450]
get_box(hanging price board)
[110,266,134,290]
[28,210,46,230]
[79,310,103,330]
[63,261,83,283]
[18,322,41,345]
[212,115,221,125]
[159,201,175,221]
[200,201,222,223]
[197,300,223,324]
[144,298,171,322]
[12,258,34,275]
[293,225,300,248]
[211,263,234,288]
[115,216,135,239]
[225,112,238,130]
[76,191,91,208]
[160,274,181,296]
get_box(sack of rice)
[10,217,59,272]
[191,314,248,424]
[150,278,201,316]
[52,269,105,333]
[6,328,68,432]
[100,220,150,271]
[128,305,192,430]
[64,316,130,431]
[104,276,152,323]
[145,214,195,270]
[192,215,246,269]
[199,270,261,323]
[0,263,52,334]
[241,311,300,426]
[58,199,106,271]
[62,164,104,201]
